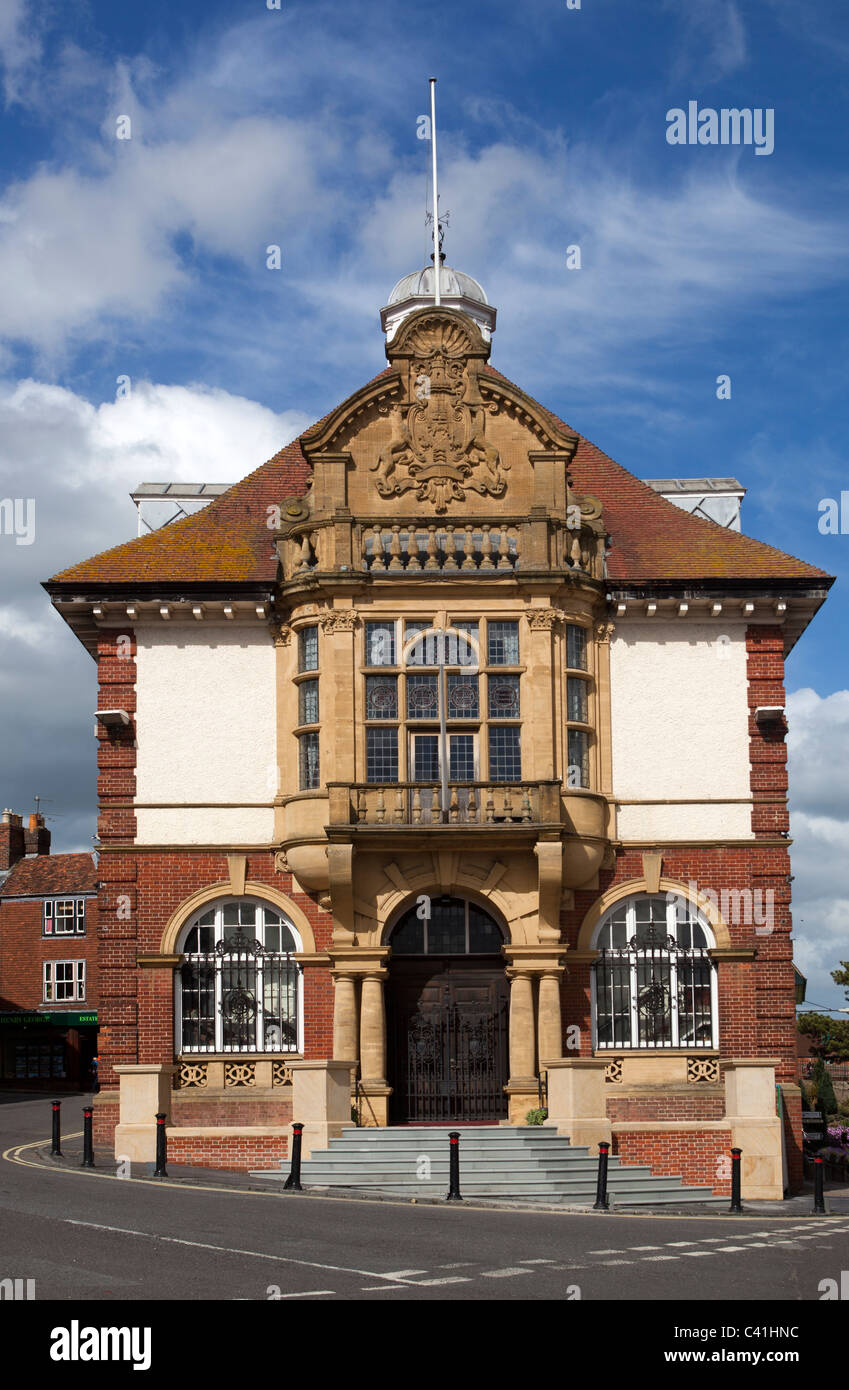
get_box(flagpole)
[429,77,440,305]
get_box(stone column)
[507,968,537,1090]
[359,971,391,1126]
[537,969,564,1065]
[332,972,358,1061]
[360,974,386,1082]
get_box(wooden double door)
[387,957,509,1123]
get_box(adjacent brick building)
[0,810,99,1088]
[42,260,831,1191]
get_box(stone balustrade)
[327,779,563,826]
[279,518,605,581]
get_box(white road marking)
[643,1255,679,1261]
[276,1289,336,1298]
[665,1241,697,1247]
[412,1276,471,1286]
[713,1245,751,1252]
[480,1267,535,1278]
[360,1284,408,1291]
[64,1219,438,1286]
[519,1258,558,1264]
[437,1262,476,1268]
[382,1269,427,1278]
[629,1245,663,1251]
[682,1251,716,1257]
[588,1249,624,1255]
[599,1259,633,1266]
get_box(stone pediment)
[301,307,584,524]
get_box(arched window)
[390,896,504,955]
[591,893,717,1050]
[177,899,301,1054]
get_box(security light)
[95,709,131,730]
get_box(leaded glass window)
[390,897,504,955]
[407,673,439,719]
[299,731,319,789]
[367,727,398,782]
[298,626,318,672]
[566,676,588,723]
[488,621,519,666]
[567,729,589,788]
[447,672,479,719]
[298,679,319,726]
[366,675,398,720]
[566,624,587,671]
[489,674,520,719]
[365,621,396,666]
[489,725,521,781]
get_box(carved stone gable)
[371,310,509,513]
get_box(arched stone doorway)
[386,895,509,1124]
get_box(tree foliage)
[797,1012,849,1063]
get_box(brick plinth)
[165,1133,289,1172]
[613,1128,733,1195]
[606,1092,725,1122]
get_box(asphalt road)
[1,1095,848,1305]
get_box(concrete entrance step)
[250,1124,726,1206]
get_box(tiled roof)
[484,366,830,584]
[0,854,98,898]
[47,362,830,588]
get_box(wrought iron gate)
[402,1003,508,1123]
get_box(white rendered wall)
[134,625,276,845]
[609,621,753,840]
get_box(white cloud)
[0,0,42,105]
[0,8,844,388]
[0,377,310,577]
[787,688,849,1007]
[662,0,748,84]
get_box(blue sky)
[0,0,847,1008]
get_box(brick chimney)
[24,811,51,858]
[0,810,26,871]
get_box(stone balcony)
[327,779,563,827]
[277,515,606,585]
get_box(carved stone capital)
[526,608,564,631]
[320,609,360,634]
[595,621,616,645]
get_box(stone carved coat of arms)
[371,319,509,513]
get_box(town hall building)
[44,258,831,1197]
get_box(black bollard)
[153,1112,168,1177]
[593,1140,610,1210]
[446,1130,463,1202]
[729,1147,743,1213]
[81,1105,95,1168]
[284,1122,304,1191]
[812,1155,827,1215]
[50,1100,62,1157]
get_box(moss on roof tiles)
[49,361,830,588]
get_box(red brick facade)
[0,816,99,1088]
[612,1129,734,1195]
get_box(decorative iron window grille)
[179,909,301,1053]
[593,903,716,1050]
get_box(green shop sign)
[0,1011,98,1028]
